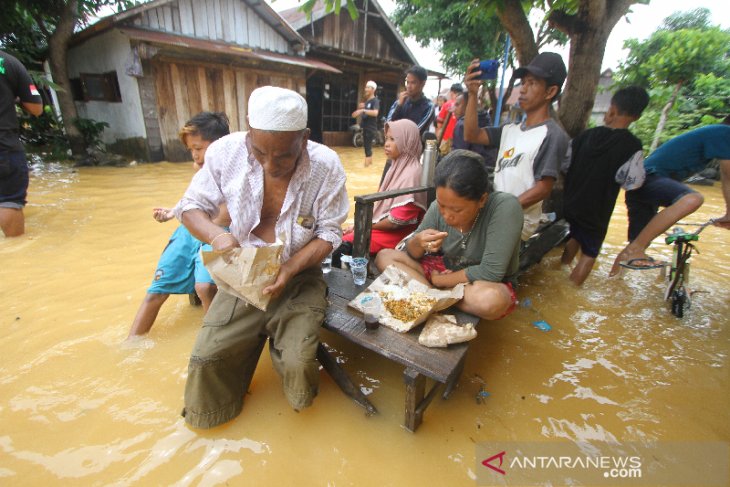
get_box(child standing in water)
[332,119,427,267]
[561,87,649,284]
[127,112,230,338]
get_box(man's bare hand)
[464,59,482,96]
[429,269,453,288]
[397,91,408,106]
[211,232,238,252]
[263,264,293,299]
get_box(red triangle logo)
[482,451,507,475]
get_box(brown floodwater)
[1,146,728,486]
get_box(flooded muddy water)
[1,146,728,486]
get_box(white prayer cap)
[248,86,307,131]
[366,80,377,89]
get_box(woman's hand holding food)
[417,229,449,254]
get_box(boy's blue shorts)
[148,225,214,294]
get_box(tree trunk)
[497,0,637,137]
[557,28,611,137]
[495,0,538,65]
[47,0,85,156]
[650,81,682,152]
[553,0,636,137]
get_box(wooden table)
[318,267,475,432]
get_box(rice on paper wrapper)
[418,314,477,348]
[202,242,283,311]
[348,265,464,333]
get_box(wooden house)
[67,0,339,161]
[590,68,614,124]
[279,0,423,146]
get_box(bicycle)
[661,220,714,317]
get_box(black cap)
[513,52,567,89]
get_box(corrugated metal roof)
[84,0,307,49]
[119,27,341,73]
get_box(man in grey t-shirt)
[463,52,570,240]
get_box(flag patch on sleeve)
[30,84,40,96]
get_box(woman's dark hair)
[434,150,491,200]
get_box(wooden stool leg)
[443,354,466,399]
[404,367,426,432]
[317,343,377,416]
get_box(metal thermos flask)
[421,140,437,186]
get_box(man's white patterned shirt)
[174,132,348,261]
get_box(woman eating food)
[375,149,523,320]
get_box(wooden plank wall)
[134,0,289,54]
[313,9,397,62]
[153,58,305,161]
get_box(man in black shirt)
[351,80,380,168]
[386,65,434,136]
[382,65,435,182]
[0,50,43,237]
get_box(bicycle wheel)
[664,249,685,301]
[664,269,681,302]
[353,133,363,148]
[670,287,687,318]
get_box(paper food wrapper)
[202,242,283,311]
[418,314,477,348]
[348,265,464,333]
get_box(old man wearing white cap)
[173,86,349,429]
[351,80,380,167]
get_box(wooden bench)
[319,268,475,432]
[316,184,568,431]
[317,186,479,432]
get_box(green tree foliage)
[391,0,517,110]
[298,0,358,20]
[397,0,572,69]
[645,28,727,88]
[661,7,711,31]
[617,8,730,150]
[0,4,48,66]
[1,0,133,60]
[391,0,510,76]
[298,0,638,137]
[1,0,136,157]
